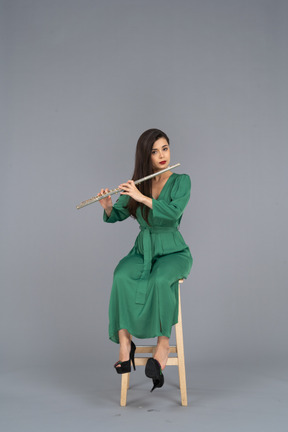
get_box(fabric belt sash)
[135,225,178,305]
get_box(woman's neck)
[152,171,172,183]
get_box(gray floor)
[1,361,287,432]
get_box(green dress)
[103,173,193,343]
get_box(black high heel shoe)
[145,358,164,392]
[114,341,136,374]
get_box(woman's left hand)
[119,180,145,203]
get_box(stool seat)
[120,280,188,406]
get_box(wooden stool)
[120,279,188,406]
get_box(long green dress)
[103,173,193,344]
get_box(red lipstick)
[159,161,166,165]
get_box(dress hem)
[109,319,179,344]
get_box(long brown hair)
[127,128,170,223]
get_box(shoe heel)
[130,341,136,371]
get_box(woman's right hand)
[98,188,113,214]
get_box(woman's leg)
[154,336,170,370]
[148,252,191,371]
[116,329,131,367]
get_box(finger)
[105,188,111,198]
[119,183,128,190]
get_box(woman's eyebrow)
[152,145,169,150]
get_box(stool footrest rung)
[135,346,177,354]
[134,357,179,366]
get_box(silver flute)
[76,163,180,209]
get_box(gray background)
[1,0,288,431]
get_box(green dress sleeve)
[152,174,191,222]
[103,194,131,223]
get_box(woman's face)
[150,138,170,172]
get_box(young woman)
[99,129,192,391]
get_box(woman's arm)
[152,174,191,222]
[118,180,152,209]
[118,175,191,220]
[99,188,131,223]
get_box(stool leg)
[120,373,130,406]
[127,371,130,389]
[175,285,188,406]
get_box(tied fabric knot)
[135,225,178,305]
